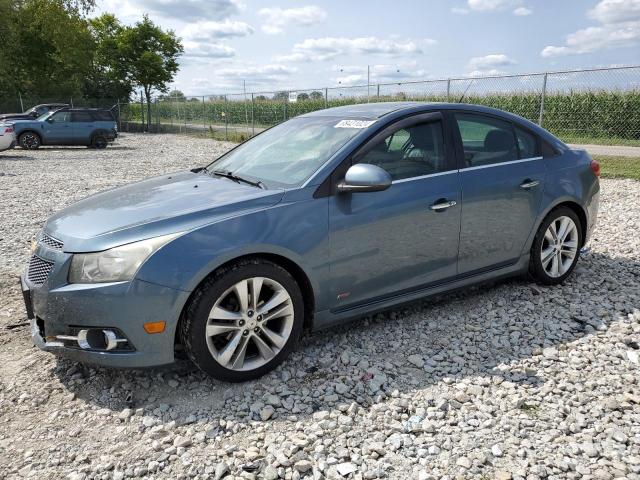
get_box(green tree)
[0,0,94,101]
[296,92,310,101]
[85,14,131,101]
[118,16,183,130]
[310,90,324,100]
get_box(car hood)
[44,170,285,252]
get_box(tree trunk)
[145,88,152,133]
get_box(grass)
[593,155,640,180]
[560,134,640,147]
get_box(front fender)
[135,192,329,308]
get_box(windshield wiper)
[210,169,266,189]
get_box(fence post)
[284,92,288,121]
[116,99,121,133]
[140,91,144,132]
[538,72,548,127]
[446,79,451,102]
[224,95,228,141]
[203,95,206,132]
[155,98,159,133]
[251,93,255,137]
[324,88,328,109]
[377,84,380,98]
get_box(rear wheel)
[91,134,108,149]
[19,132,41,149]
[181,258,304,382]
[530,207,582,285]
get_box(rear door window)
[454,113,518,168]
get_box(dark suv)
[0,103,69,122]
[11,108,118,149]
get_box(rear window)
[515,127,539,159]
[71,111,93,122]
[93,110,115,121]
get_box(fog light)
[143,321,166,334]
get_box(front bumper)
[22,253,191,368]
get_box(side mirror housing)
[337,164,392,193]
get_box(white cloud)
[102,0,244,22]
[467,0,520,11]
[588,0,640,23]
[468,53,516,70]
[333,62,429,86]
[258,6,327,35]
[182,20,253,40]
[287,36,437,61]
[541,0,640,57]
[182,42,236,59]
[467,69,506,77]
[513,6,532,15]
[217,64,298,81]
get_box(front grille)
[27,255,54,286]
[38,231,63,250]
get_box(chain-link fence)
[4,66,639,146]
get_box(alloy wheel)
[205,277,294,371]
[21,133,39,149]
[540,215,578,278]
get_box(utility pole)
[367,65,370,103]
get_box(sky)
[95,0,640,95]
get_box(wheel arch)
[174,252,316,348]
[530,198,589,251]
[18,130,42,144]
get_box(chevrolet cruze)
[21,102,600,382]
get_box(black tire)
[19,132,41,149]
[180,258,305,382]
[529,206,583,285]
[91,134,108,149]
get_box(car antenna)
[457,79,474,103]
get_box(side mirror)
[337,164,392,193]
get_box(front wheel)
[19,132,41,149]
[181,259,304,382]
[530,207,583,285]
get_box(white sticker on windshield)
[334,119,376,129]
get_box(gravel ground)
[0,133,639,480]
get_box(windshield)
[36,111,52,121]
[208,116,373,188]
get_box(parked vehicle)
[0,103,69,122]
[12,108,117,149]
[22,102,600,381]
[0,124,16,152]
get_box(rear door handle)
[430,200,457,211]
[520,179,540,189]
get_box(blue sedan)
[22,102,600,381]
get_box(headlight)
[68,233,180,284]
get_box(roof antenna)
[457,80,474,103]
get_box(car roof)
[301,102,425,119]
[301,101,539,119]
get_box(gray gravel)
[1,133,639,480]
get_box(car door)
[71,111,95,145]
[452,111,546,274]
[327,112,461,310]
[42,111,73,144]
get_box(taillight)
[4,127,13,134]
[590,159,601,177]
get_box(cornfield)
[121,90,640,146]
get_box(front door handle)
[520,179,540,189]
[430,200,457,211]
